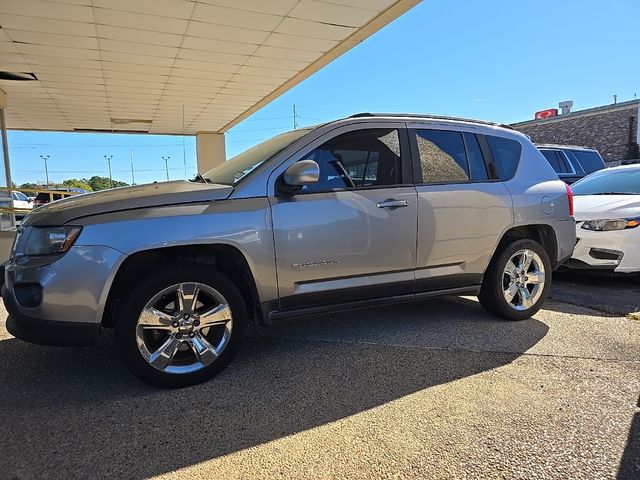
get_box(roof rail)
[348,112,514,130]
[536,143,595,150]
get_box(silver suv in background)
[537,144,606,184]
[3,114,576,387]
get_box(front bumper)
[3,285,100,346]
[564,223,640,274]
[2,244,124,346]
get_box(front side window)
[486,135,522,180]
[415,130,468,183]
[300,129,402,193]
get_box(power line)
[10,143,185,149]
[12,166,197,174]
[298,114,324,121]
[242,116,292,122]
[227,138,268,144]
[229,125,291,133]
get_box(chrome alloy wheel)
[135,282,233,374]
[502,249,546,311]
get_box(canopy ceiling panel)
[0,0,419,134]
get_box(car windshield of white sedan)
[572,168,640,195]
[203,129,311,186]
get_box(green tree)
[19,183,40,195]
[63,179,93,192]
[82,176,129,191]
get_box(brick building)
[512,100,640,164]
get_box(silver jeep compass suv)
[3,114,576,387]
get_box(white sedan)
[567,164,640,274]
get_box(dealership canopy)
[0,0,419,135]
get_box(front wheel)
[479,239,552,321]
[114,264,247,388]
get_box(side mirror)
[278,160,320,194]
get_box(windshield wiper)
[190,173,212,184]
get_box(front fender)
[74,198,277,304]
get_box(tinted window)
[571,168,640,195]
[463,133,488,180]
[567,149,605,174]
[415,130,468,183]
[302,129,402,193]
[486,136,522,179]
[540,150,570,174]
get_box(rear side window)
[463,133,489,180]
[414,130,491,183]
[566,149,605,174]
[415,130,469,183]
[540,150,570,174]
[486,136,522,180]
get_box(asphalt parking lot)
[0,273,638,479]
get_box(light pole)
[104,155,113,188]
[130,150,135,185]
[40,155,50,189]
[162,156,170,181]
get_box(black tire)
[114,263,247,388]
[478,238,552,321]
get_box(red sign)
[535,108,558,120]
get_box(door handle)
[376,198,409,209]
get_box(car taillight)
[565,183,574,216]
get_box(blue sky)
[7,0,640,186]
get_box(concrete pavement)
[0,277,638,479]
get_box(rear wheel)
[479,239,551,321]
[114,264,246,388]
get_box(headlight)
[21,226,82,256]
[581,218,640,231]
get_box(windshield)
[203,129,311,186]
[566,149,605,174]
[572,168,640,195]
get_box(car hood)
[573,194,640,221]
[23,180,234,226]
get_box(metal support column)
[0,106,16,230]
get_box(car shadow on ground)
[0,299,549,479]
[617,395,640,479]
[547,271,640,317]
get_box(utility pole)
[40,155,50,189]
[104,155,113,188]
[293,104,298,130]
[162,156,170,181]
[130,150,135,185]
